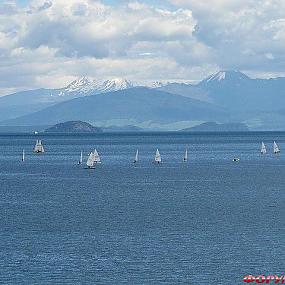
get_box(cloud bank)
[0,0,284,94]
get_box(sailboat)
[34,140,44,153]
[93,149,101,164]
[86,152,95,169]
[78,151,83,165]
[260,142,267,154]
[154,149,162,164]
[22,149,25,162]
[273,141,280,154]
[183,148,188,162]
[134,149,139,163]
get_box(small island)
[45,121,102,133]
[181,122,249,132]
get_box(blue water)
[0,132,284,284]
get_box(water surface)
[0,132,284,284]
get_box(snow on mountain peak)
[101,78,134,92]
[64,76,94,94]
[203,70,250,84]
[58,77,136,97]
[67,76,92,87]
[148,81,165,88]
[206,71,226,82]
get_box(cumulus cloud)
[0,0,284,95]
[12,0,196,59]
[0,0,206,93]
[169,0,285,72]
[0,0,205,94]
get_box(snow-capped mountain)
[99,78,135,93]
[0,77,138,121]
[60,77,94,95]
[147,81,166,88]
[58,77,136,97]
[3,70,285,130]
[199,70,250,86]
[5,87,228,127]
[206,71,226,82]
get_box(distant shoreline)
[1,129,285,135]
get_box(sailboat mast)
[155,149,162,163]
[86,152,95,168]
[34,139,44,153]
[134,149,139,163]
[93,149,101,163]
[184,148,188,162]
[261,142,266,154]
[273,141,280,154]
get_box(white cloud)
[0,0,285,95]
[0,0,206,94]
[128,1,148,11]
[169,0,285,72]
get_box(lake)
[0,132,284,284]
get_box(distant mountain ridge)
[157,82,212,102]
[200,70,250,85]
[103,125,145,132]
[182,122,249,132]
[158,70,285,130]
[2,70,285,130]
[60,77,136,96]
[197,70,285,111]
[2,87,228,128]
[0,77,139,121]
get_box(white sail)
[273,141,280,154]
[134,149,139,163]
[93,149,101,163]
[39,140,44,153]
[79,151,83,164]
[22,149,25,162]
[34,139,44,153]
[261,142,266,154]
[33,140,39,152]
[183,148,188,162]
[86,152,94,168]
[155,149,162,163]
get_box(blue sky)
[15,0,29,5]
[0,0,285,95]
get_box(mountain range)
[0,77,139,121]
[1,70,285,130]
[4,88,227,129]
[181,122,249,132]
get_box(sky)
[0,0,285,95]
